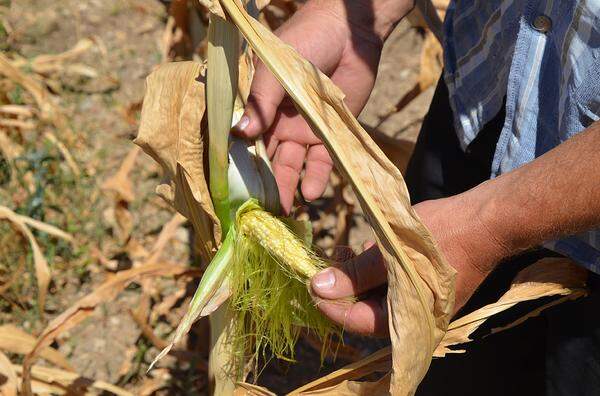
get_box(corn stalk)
[207,13,239,236]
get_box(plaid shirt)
[443,0,600,272]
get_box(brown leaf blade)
[290,347,392,395]
[234,382,277,396]
[0,206,52,310]
[0,325,73,371]
[434,257,588,356]
[13,364,134,396]
[21,263,190,396]
[293,258,586,393]
[0,351,17,396]
[134,61,220,262]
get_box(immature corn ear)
[228,199,336,374]
[237,200,325,279]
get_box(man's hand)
[233,0,413,213]
[311,122,600,336]
[310,194,510,336]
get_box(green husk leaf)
[149,228,235,370]
[207,13,240,235]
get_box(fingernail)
[234,115,250,131]
[313,268,335,290]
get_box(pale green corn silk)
[227,199,339,377]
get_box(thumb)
[232,61,285,138]
[311,244,387,300]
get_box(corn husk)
[284,258,587,395]
[134,61,221,263]
[135,43,284,389]
[434,257,588,356]
[215,1,455,393]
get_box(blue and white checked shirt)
[443,0,600,272]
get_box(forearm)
[473,121,600,264]
[415,122,600,309]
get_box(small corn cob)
[237,201,324,279]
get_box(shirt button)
[532,15,552,33]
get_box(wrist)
[463,181,516,267]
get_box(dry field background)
[0,0,442,394]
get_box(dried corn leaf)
[0,53,78,174]
[298,372,391,396]
[0,53,56,121]
[0,206,74,310]
[167,0,193,58]
[16,216,74,244]
[0,104,34,117]
[138,368,171,396]
[13,364,133,396]
[418,31,443,92]
[234,382,277,395]
[101,146,142,244]
[0,351,17,396]
[217,2,455,393]
[0,130,23,162]
[42,131,80,176]
[146,212,188,265]
[0,118,36,130]
[101,146,141,203]
[295,258,587,394]
[134,61,220,262]
[369,128,416,174]
[434,257,588,356]
[415,0,444,42]
[407,0,449,31]
[290,347,392,395]
[24,38,95,76]
[20,263,190,396]
[0,325,73,371]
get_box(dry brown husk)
[434,257,588,356]
[134,61,221,263]
[12,364,133,396]
[280,258,587,395]
[215,1,455,393]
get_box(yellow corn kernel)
[238,208,321,279]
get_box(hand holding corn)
[233,0,414,213]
